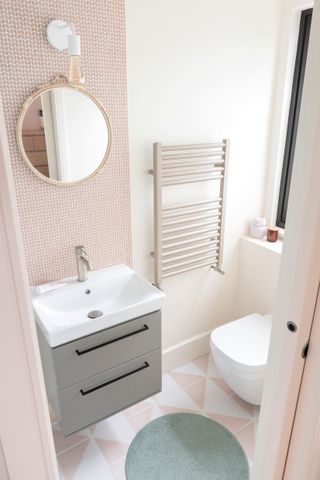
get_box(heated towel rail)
[150,140,230,286]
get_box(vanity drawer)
[53,310,161,389]
[59,349,161,435]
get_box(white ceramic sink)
[32,264,165,347]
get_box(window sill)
[241,236,283,255]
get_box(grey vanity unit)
[37,310,161,435]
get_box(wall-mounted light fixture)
[46,20,84,85]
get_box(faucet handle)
[75,245,87,255]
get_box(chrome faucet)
[75,246,92,282]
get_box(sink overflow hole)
[87,310,103,319]
[85,289,91,295]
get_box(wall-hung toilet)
[210,313,272,406]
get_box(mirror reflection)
[20,87,110,183]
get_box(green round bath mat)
[125,413,249,480]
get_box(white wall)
[126,0,283,367]
[235,237,282,318]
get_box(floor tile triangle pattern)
[55,353,259,479]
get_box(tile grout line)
[230,392,261,417]
[170,366,237,399]
[122,402,155,420]
[55,434,93,456]
[108,454,127,468]
[233,417,256,435]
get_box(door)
[252,1,320,478]
[283,284,320,479]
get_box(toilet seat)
[210,313,272,373]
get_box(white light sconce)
[46,20,84,85]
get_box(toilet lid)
[210,313,272,369]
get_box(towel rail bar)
[162,240,219,257]
[162,167,224,177]
[162,206,221,219]
[163,175,223,186]
[163,219,220,235]
[162,151,224,160]
[162,198,222,211]
[162,160,225,169]
[163,226,221,243]
[162,234,219,250]
[162,261,218,279]
[162,212,221,227]
[162,253,218,272]
[163,247,218,265]
[162,142,225,151]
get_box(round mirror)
[17,84,111,185]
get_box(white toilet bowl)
[210,313,272,405]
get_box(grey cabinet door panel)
[53,311,161,389]
[59,349,161,435]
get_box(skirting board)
[162,330,211,373]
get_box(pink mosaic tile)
[0,0,132,285]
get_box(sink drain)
[87,310,103,319]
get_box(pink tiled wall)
[0,0,132,285]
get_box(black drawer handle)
[75,324,149,356]
[80,361,150,396]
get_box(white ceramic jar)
[250,217,267,239]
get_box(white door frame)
[253,0,320,477]
[0,93,58,479]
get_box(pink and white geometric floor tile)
[55,353,259,479]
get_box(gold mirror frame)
[16,75,112,186]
